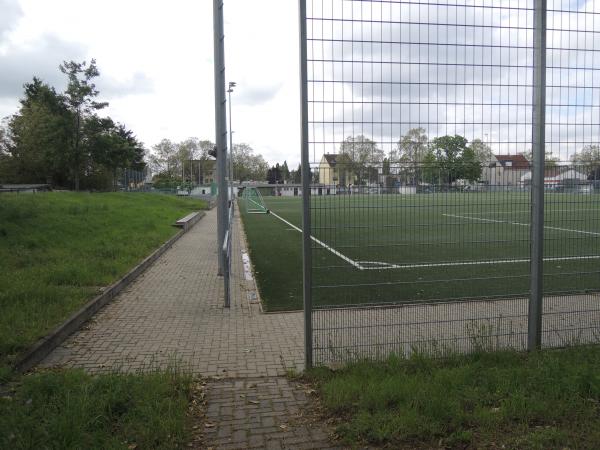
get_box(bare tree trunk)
[73,110,81,191]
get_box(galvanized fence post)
[213,0,228,280]
[299,0,312,369]
[528,0,547,351]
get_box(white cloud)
[0,0,597,166]
[0,34,86,98]
[0,0,22,41]
[0,0,302,165]
[97,72,154,98]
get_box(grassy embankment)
[0,368,198,449]
[0,192,205,376]
[310,346,600,449]
[0,192,206,449]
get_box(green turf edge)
[239,194,600,310]
[238,199,304,312]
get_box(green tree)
[396,127,428,184]
[85,117,145,189]
[1,62,144,190]
[60,59,108,190]
[2,78,72,185]
[232,143,269,181]
[430,135,471,184]
[421,148,440,184]
[150,139,178,180]
[571,145,600,179]
[469,138,493,165]
[459,146,483,182]
[291,164,301,183]
[339,135,383,185]
[382,157,390,176]
[281,160,290,182]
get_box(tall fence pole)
[528,0,547,351]
[213,0,228,277]
[298,0,312,369]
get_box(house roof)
[494,154,530,170]
[322,154,338,166]
[322,153,352,167]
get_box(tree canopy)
[571,145,600,179]
[0,60,145,190]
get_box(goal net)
[242,187,269,214]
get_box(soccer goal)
[242,187,269,214]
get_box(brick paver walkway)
[203,377,343,450]
[42,208,344,449]
[42,208,304,377]
[40,201,600,449]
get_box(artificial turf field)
[239,191,600,312]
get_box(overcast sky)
[0,0,302,166]
[0,0,597,167]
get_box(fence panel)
[300,0,600,367]
[539,1,600,347]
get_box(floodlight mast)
[213,0,228,277]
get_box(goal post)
[242,187,269,214]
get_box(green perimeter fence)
[291,0,600,367]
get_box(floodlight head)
[228,81,236,92]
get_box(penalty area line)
[358,254,600,270]
[443,213,600,237]
[268,210,363,270]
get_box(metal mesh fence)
[300,0,600,366]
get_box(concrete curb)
[13,211,206,374]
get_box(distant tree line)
[0,60,145,190]
[148,140,271,188]
[326,129,492,186]
[323,128,600,187]
[265,161,316,185]
[149,138,214,189]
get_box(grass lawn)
[0,192,205,376]
[309,345,600,449]
[0,368,196,450]
[240,192,600,311]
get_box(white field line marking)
[357,255,600,270]
[268,210,363,269]
[246,197,268,213]
[461,208,600,216]
[461,210,530,215]
[444,213,600,237]
[267,210,600,271]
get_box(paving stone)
[40,207,342,449]
[204,377,342,450]
[41,208,304,377]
